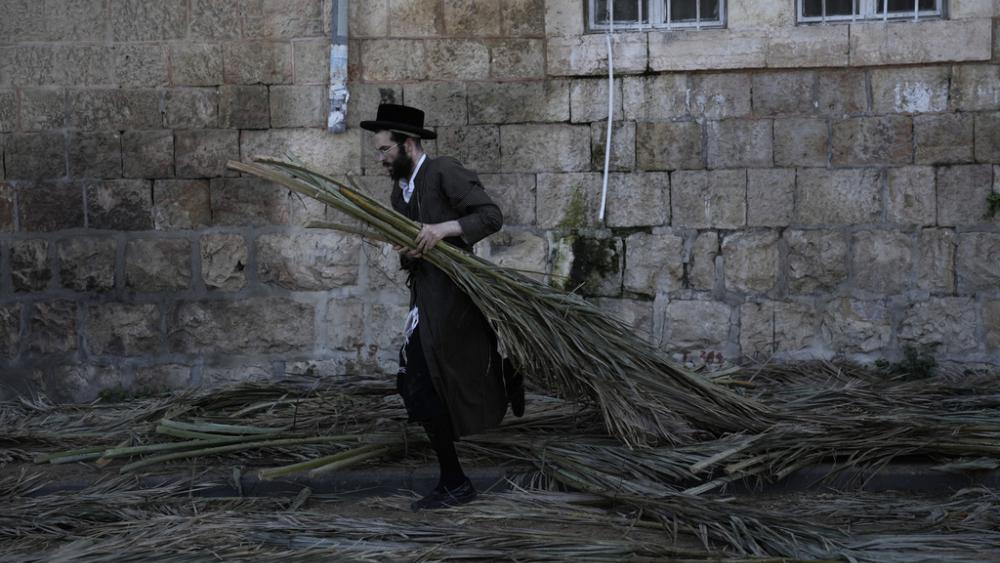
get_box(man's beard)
[388,150,414,183]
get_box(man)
[360,103,525,511]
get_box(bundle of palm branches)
[227,158,772,447]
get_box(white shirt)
[400,153,427,204]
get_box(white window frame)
[587,0,727,32]
[796,0,945,24]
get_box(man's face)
[373,131,413,182]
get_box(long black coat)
[390,156,507,438]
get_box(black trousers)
[396,327,448,423]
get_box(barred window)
[798,0,944,23]
[587,0,726,31]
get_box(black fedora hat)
[360,103,437,140]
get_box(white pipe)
[598,0,615,222]
[328,0,349,133]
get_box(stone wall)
[1,0,1000,400]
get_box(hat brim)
[359,120,437,140]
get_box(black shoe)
[410,478,477,511]
[503,360,526,418]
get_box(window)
[798,0,944,23]
[587,0,726,31]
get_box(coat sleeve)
[435,157,503,245]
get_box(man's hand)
[397,221,462,257]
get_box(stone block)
[544,0,584,36]
[785,229,848,294]
[294,38,331,84]
[170,43,224,87]
[134,364,192,391]
[551,235,623,297]
[752,71,816,116]
[0,183,11,229]
[672,169,746,229]
[19,181,85,231]
[622,74,689,120]
[871,67,950,114]
[243,0,324,38]
[974,112,1000,163]
[165,88,220,129]
[916,228,957,294]
[86,303,160,356]
[0,91,15,131]
[153,180,211,230]
[851,230,913,294]
[349,0,388,36]
[86,179,152,230]
[219,85,270,129]
[27,301,77,355]
[57,237,116,292]
[765,25,849,68]
[570,78,623,123]
[201,233,247,291]
[664,300,732,354]
[68,89,162,130]
[592,298,655,341]
[125,239,192,291]
[53,44,112,86]
[795,168,882,226]
[689,231,719,290]
[20,88,66,131]
[486,231,548,281]
[269,85,325,128]
[722,231,780,294]
[242,128,361,174]
[502,0,544,35]
[111,44,168,87]
[500,124,590,173]
[388,0,442,36]
[369,301,410,353]
[821,299,891,355]
[191,0,241,39]
[547,33,647,76]
[951,64,1000,111]
[606,173,670,228]
[949,0,995,18]
[11,240,51,292]
[210,177,290,226]
[0,305,21,361]
[831,116,913,166]
[773,118,828,167]
[689,73,752,119]
[175,130,239,178]
[361,39,426,81]
[325,298,365,351]
[68,132,122,178]
[649,29,766,72]
[123,131,174,178]
[479,173,535,226]
[200,363,275,386]
[0,45,57,87]
[850,19,992,66]
[936,164,996,226]
[287,189,327,227]
[623,232,684,296]
[636,121,703,171]
[986,300,1000,351]
[957,232,1000,293]
[707,119,773,169]
[5,132,65,179]
[45,0,110,41]
[444,0,500,35]
[468,80,569,124]
[898,298,978,354]
[886,167,935,226]
[169,297,315,354]
[489,39,546,79]
[111,0,187,41]
[816,69,868,116]
[435,126,500,173]
[223,41,294,84]
[591,121,635,172]
[364,240,409,291]
[740,300,818,358]
[536,172,600,229]
[401,82,466,126]
[257,232,360,290]
[747,168,794,227]
[914,113,974,164]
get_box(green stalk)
[308,445,395,476]
[101,434,276,460]
[35,445,108,464]
[119,434,361,474]
[258,443,389,480]
[155,426,237,440]
[158,419,284,435]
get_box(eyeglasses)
[374,143,402,160]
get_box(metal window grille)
[588,0,726,32]
[797,0,943,23]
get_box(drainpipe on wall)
[598,0,615,221]
[328,0,349,133]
